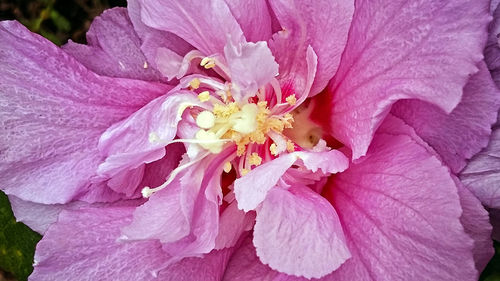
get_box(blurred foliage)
[0,0,499,280]
[0,191,41,281]
[0,0,126,45]
[481,241,500,281]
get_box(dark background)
[0,0,499,280]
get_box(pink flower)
[0,0,498,280]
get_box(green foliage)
[0,191,41,281]
[481,241,500,281]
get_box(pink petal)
[215,200,255,250]
[460,124,500,209]
[123,150,232,263]
[455,178,494,272]
[224,40,279,102]
[234,150,349,212]
[136,0,244,55]
[62,8,164,81]
[157,248,234,281]
[31,204,172,281]
[486,3,500,87]
[0,21,169,204]
[269,37,318,102]
[392,62,500,173]
[127,0,193,77]
[97,91,201,177]
[223,235,281,281]
[224,0,273,42]
[8,196,81,234]
[268,0,354,95]
[121,174,190,243]
[254,185,350,279]
[327,0,490,159]
[323,116,478,280]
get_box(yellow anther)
[223,161,232,173]
[286,94,297,105]
[237,143,247,156]
[143,61,148,69]
[286,140,295,152]
[249,153,262,166]
[198,91,211,102]
[213,103,239,119]
[241,168,250,176]
[200,57,216,69]
[270,143,278,156]
[189,78,201,89]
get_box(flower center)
[194,98,294,156]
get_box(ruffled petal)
[234,150,349,212]
[224,41,279,102]
[486,2,500,87]
[0,21,170,204]
[223,235,281,281]
[157,248,234,281]
[224,0,273,42]
[31,204,172,281]
[122,150,232,264]
[460,124,500,208]
[97,91,201,177]
[136,0,244,56]
[62,8,164,81]
[327,0,490,159]
[455,178,494,272]
[253,185,350,279]
[322,116,478,280]
[215,200,255,250]
[268,0,354,95]
[392,62,500,173]
[8,196,83,234]
[127,0,193,78]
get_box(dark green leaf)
[0,191,41,281]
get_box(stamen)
[223,161,232,173]
[286,94,297,105]
[143,61,148,69]
[249,153,262,166]
[286,140,295,152]
[241,168,250,176]
[189,78,201,89]
[198,91,211,102]
[270,143,278,156]
[200,57,216,69]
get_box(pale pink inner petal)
[234,150,348,212]
[224,40,279,102]
[137,0,244,55]
[253,185,350,279]
[268,0,354,95]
